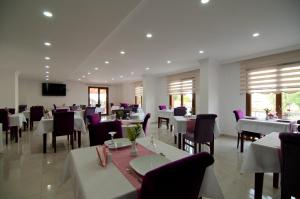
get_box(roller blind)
[240,50,300,94]
[168,78,195,95]
[135,86,143,97]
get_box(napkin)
[96,145,109,167]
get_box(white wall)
[120,83,135,104]
[0,68,18,109]
[218,62,245,136]
[19,79,122,110]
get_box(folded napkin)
[96,145,109,167]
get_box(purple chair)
[30,106,44,130]
[87,113,101,125]
[183,114,217,155]
[142,113,151,135]
[131,104,139,113]
[8,108,15,114]
[158,105,167,110]
[52,112,75,153]
[233,109,263,152]
[139,152,214,199]
[84,107,96,124]
[88,120,122,146]
[120,103,129,109]
[0,109,12,144]
[174,106,187,116]
[18,105,27,113]
[279,133,300,199]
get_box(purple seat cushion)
[158,105,167,110]
[87,113,101,125]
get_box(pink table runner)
[111,144,155,189]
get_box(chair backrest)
[174,106,187,116]
[131,104,139,113]
[193,114,217,143]
[233,109,245,122]
[139,152,214,199]
[142,113,151,135]
[0,109,9,131]
[53,112,74,136]
[80,104,86,110]
[120,103,129,109]
[279,133,300,198]
[53,104,57,110]
[30,106,44,121]
[53,109,69,113]
[87,113,101,125]
[84,107,96,123]
[19,105,27,113]
[88,120,123,146]
[158,105,167,110]
[8,108,15,114]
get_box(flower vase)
[130,141,137,157]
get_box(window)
[168,78,196,114]
[135,86,143,108]
[88,87,109,115]
[282,91,300,119]
[251,93,276,118]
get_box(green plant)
[127,124,142,142]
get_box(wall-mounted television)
[42,83,66,96]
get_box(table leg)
[273,173,279,188]
[255,173,264,199]
[78,131,81,148]
[158,117,161,128]
[178,133,182,149]
[19,128,22,138]
[43,134,47,153]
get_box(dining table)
[35,115,86,153]
[241,132,282,199]
[62,137,224,199]
[8,113,27,142]
[170,116,220,149]
[157,109,173,129]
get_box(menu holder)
[96,145,108,167]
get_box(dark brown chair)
[183,114,217,155]
[279,133,300,199]
[84,107,96,124]
[233,109,263,153]
[52,112,75,153]
[0,109,16,144]
[30,106,44,130]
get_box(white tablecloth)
[74,110,85,119]
[9,113,27,128]
[237,119,296,135]
[23,110,30,119]
[0,123,3,153]
[171,116,220,137]
[35,116,86,134]
[241,132,281,173]
[62,137,223,199]
[157,109,173,119]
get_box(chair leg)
[53,135,56,153]
[70,134,74,149]
[237,133,240,149]
[19,128,22,138]
[73,131,76,141]
[240,133,244,153]
[198,143,201,153]
[210,140,214,155]
[167,119,169,130]
[6,131,8,145]
[78,131,81,148]
[174,134,177,144]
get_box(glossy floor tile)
[0,124,281,199]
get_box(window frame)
[169,93,196,114]
[88,86,109,115]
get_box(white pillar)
[142,76,158,122]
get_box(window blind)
[240,50,300,94]
[135,86,143,97]
[168,78,195,95]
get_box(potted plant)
[127,124,142,156]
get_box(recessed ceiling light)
[146,33,153,38]
[44,42,51,46]
[45,75,49,78]
[45,65,50,69]
[44,56,51,60]
[46,78,49,81]
[105,61,110,64]
[199,50,204,54]
[45,71,49,74]
[120,51,126,55]
[82,75,86,78]
[112,78,114,81]
[145,67,150,70]
[94,67,99,70]
[43,11,53,18]
[120,75,124,78]
[105,80,108,83]
[201,0,210,4]
[131,72,134,75]
[87,72,91,75]
[252,32,260,37]
[167,60,172,64]
[78,78,81,81]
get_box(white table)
[241,132,281,199]
[23,110,30,120]
[35,116,86,153]
[237,119,297,135]
[9,113,27,128]
[62,137,224,199]
[74,110,85,119]
[171,116,220,149]
[157,109,173,129]
[0,123,3,153]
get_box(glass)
[282,91,300,119]
[172,95,181,108]
[251,93,276,118]
[183,94,193,114]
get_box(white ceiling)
[1,0,300,84]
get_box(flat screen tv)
[42,83,66,96]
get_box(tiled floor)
[0,123,281,199]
